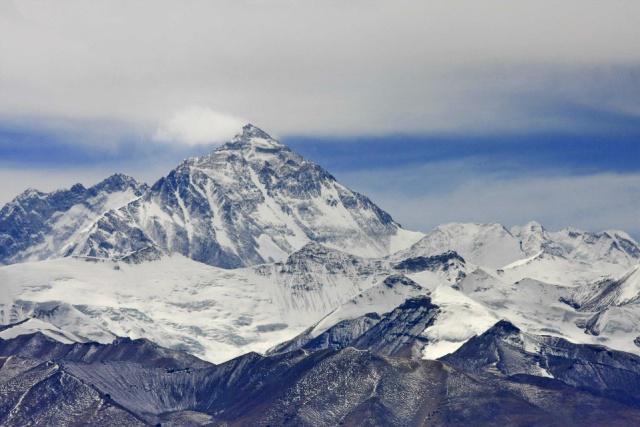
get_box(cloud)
[1,1,639,137]
[153,107,246,146]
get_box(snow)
[0,318,83,344]
[416,283,499,359]
[499,252,627,286]
[309,275,428,339]
[395,223,525,269]
[501,251,543,270]
[388,228,425,254]
[256,234,289,262]
[0,252,388,363]
[614,266,640,304]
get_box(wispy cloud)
[153,107,246,146]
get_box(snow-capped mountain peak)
[66,124,422,268]
[231,123,284,147]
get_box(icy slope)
[561,266,640,351]
[0,244,408,363]
[512,221,640,264]
[0,174,146,265]
[68,124,422,268]
[397,221,640,272]
[570,265,640,311]
[0,318,84,344]
[393,222,523,268]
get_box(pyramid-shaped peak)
[241,123,273,140]
[221,123,286,152]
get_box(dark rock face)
[0,332,209,369]
[269,294,437,357]
[0,174,147,265]
[351,296,438,357]
[442,320,640,405]
[4,317,640,425]
[272,314,382,355]
[0,357,146,426]
[381,273,423,290]
[393,250,465,273]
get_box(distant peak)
[93,173,142,193]
[226,123,285,150]
[241,123,273,140]
[17,187,44,200]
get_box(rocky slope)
[3,315,640,426]
[0,174,146,265]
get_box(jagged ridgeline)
[3,319,640,426]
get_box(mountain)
[1,226,638,363]
[0,356,146,426]
[512,221,640,264]
[3,314,640,426]
[0,239,479,364]
[0,174,146,265]
[396,222,639,281]
[3,121,640,424]
[560,266,640,350]
[269,285,435,355]
[0,245,401,362]
[569,265,640,312]
[442,320,640,404]
[393,222,524,269]
[64,124,422,268]
[0,331,208,369]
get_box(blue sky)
[1,1,639,238]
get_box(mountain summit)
[67,124,422,268]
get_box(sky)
[1,1,639,238]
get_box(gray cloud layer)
[2,0,640,139]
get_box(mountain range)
[1,124,639,426]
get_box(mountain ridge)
[0,174,147,265]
